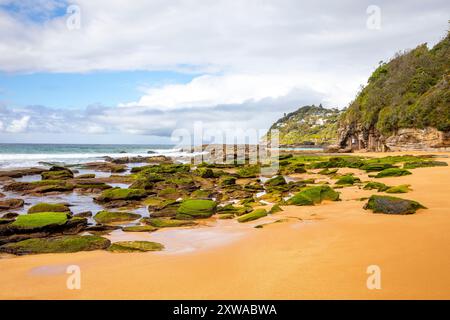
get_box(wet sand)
[1,151,449,299]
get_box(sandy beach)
[1,151,449,300]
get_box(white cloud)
[6,115,30,133]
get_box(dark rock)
[0,199,24,212]
[364,195,426,214]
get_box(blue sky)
[0,71,196,109]
[0,0,448,144]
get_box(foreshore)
[0,151,449,299]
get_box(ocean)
[0,143,191,169]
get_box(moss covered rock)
[176,199,217,219]
[360,163,396,172]
[27,203,70,214]
[219,175,237,186]
[286,185,339,206]
[11,212,69,229]
[363,181,389,192]
[335,175,361,185]
[96,188,147,202]
[93,210,141,224]
[218,213,235,219]
[122,225,158,232]
[364,195,425,214]
[373,168,412,178]
[237,209,268,223]
[403,161,448,169]
[141,217,197,228]
[264,175,287,187]
[0,235,110,255]
[236,165,260,178]
[107,241,164,253]
[269,204,283,214]
[41,166,74,180]
[385,184,411,193]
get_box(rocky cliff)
[336,31,450,152]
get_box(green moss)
[286,185,339,206]
[264,175,287,187]
[27,203,70,214]
[176,199,217,219]
[41,169,73,180]
[122,225,158,232]
[11,212,68,229]
[318,168,338,175]
[219,175,236,186]
[403,160,448,169]
[76,173,95,179]
[236,165,260,178]
[107,241,164,252]
[190,189,212,199]
[195,167,215,178]
[96,188,147,202]
[364,195,425,214]
[363,181,389,192]
[373,168,412,178]
[386,184,411,193]
[360,163,396,172]
[269,204,283,214]
[335,174,361,185]
[142,217,197,228]
[94,210,141,224]
[0,235,110,255]
[237,209,268,223]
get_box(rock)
[27,203,71,214]
[85,224,120,235]
[0,168,46,179]
[190,189,213,200]
[269,204,283,214]
[364,195,426,214]
[237,209,268,223]
[107,241,164,253]
[264,175,287,187]
[219,175,236,186]
[286,185,339,206]
[73,180,112,191]
[0,199,24,211]
[318,168,338,175]
[122,225,158,232]
[41,166,74,180]
[93,210,141,224]
[403,160,448,169]
[148,199,180,218]
[0,213,87,245]
[82,162,127,173]
[385,184,411,193]
[0,192,4,198]
[0,218,14,225]
[2,212,19,219]
[335,174,361,185]
[175,199,217,219]
[373,168,412,178]
[74,211,93,218]
[236,165,260,178]
[195,167,215,178]
[218,213,235,219]
[76,173,96,179]
[141,217,197,228]
[360,163,396,172]
[363,182,389,192]
[3,180,74,194]
[147,150,156,154]
[0,235,110,255]
[95,188,147,202]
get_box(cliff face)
[267,105,342,146]
[337,31,450,152]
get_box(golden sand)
[1,152,449,299]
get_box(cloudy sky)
[0,0,448,144]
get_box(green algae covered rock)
[195,167,215,178]
[385,184,411,194]
[363,181,389,192]
[122,225,158,232]
[364,195,425,215]
[360,163,396,172]
[335,174,361,185]
[96,188,147,202]
[264,175,287,187]
[237,209,268,223]
[0,235,110,255]
[403,161,448,169]
[107,241,164,253]
[236,165,260,178]
[27,203,71,214]
[269,204,283,214]
[373,168,412,178]
[11,212,68,229]
[176,199,217,219]
[286,185,339,206]
[218,213,235,219]
[219,175,237,186]
[94,210,141,224]
[141,217,197,228]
